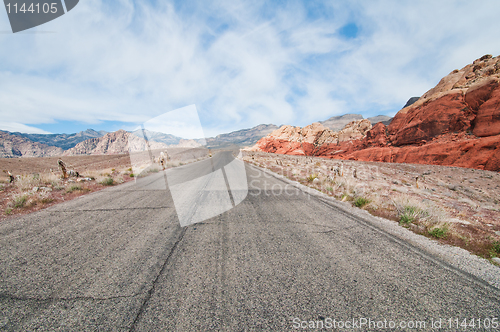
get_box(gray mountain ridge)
[1,109,401,157]
[319,114,392,131]
[13,129,108,150]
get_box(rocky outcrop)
[249,120,372,156]
[0,131,63,157]
[320,114,391,131]
[320,114,363,131]
[250,54,500,171]
[387,91,474,146]
[338,119,372,142]
[63,130,169,156]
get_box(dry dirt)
[0,154,132,182]
[0,151,211,221]
[0,154,135,221]
[242,151,500,260]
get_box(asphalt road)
[1,151,499,331]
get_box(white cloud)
[0,0,499,135]
[0,122,51,134]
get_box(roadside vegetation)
[0,153,211,220]
[0,166,130,220]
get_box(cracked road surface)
[1,152,499,331]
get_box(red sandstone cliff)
[250,54,500,171]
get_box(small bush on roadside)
[100,177,114,186]
[66,184,82,193]
[129,173,134,177]
[429,226,448,239]
[40,197,54,204]
[13,195,28,208]
[392,195,436,225]
[398,206,423,224]
[492,241,500,254]
[341,193,353,201]
[306,174,318,183]
[14,175,42,191]
[354,197,370,208]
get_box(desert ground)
[242,151,500,261]
[0,149,210,221]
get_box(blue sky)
[1,0,500,138]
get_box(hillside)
[204,124,279,149]
[13,129,107,150]
[250,54,500,171]
[0,131,63,158]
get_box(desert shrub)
[354,197,370,208]
[306,174,318,183]
[399,206,424,224]
[428,226,448,239]
[333,176,355,189]
[100,177,114,186]
[14,175,42,191]
[392,195,439,225]
[40,197,54,204]
[341,193,353,201]
[326,187,333,192]
[129,173,134,177]
[492,241,500,254]
[13,194,28,208]
[66,184,82,193]
[40,173,62,186]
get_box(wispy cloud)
[0,0,499,136]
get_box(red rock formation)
[387,91,474,146]
[250,54,500,171]
[471,81,500,137]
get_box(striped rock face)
[250,55,500,172]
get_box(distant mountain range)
[14,129,108,150]
[0,131,63,158]
[319,114,392,131]
[0,113,394,158]
[204,124,280,149]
